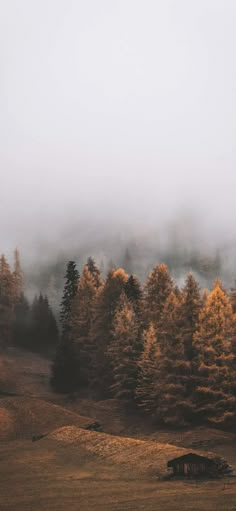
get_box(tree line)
[51,258,236,429]
[0,249,58,354]
[0,249,235,428]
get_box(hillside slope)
[0,397,93,440]
[48,425,218,478]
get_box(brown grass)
[1,349,236,510]
[48,425,220,477]
[0,397,93,440]
[0,438,236,511]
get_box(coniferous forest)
[0,249,58,355]
[1,249,236,430]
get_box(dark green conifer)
[51,261,79,393]
[30,294,58,353]
[60,261,80,337]
[86,257,103,289]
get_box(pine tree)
[156,292,192,426]
[173,284,181,300]
[50,338,80,393]
[0,255,15,346]
[108,293,139,400]
[89,268,129,396]
[125,274,143,314]
[12,248,24,301]
[86,257,103,289]
[180,273,202,361]
[60,261,80,337]
[51,261,80,393]
[193,284,236,426]
[125,274,144,359]
[70,265,98,387]
[136,323,161,414]
[29,294,58,353]
[144,263,173,332]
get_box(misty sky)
[1,1,236,254]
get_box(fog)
[1,1,236,273]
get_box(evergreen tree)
[144,263,173,332]
[51,261,80,393]
[173,284,181,300]
[136,323,161,414]
[180,273,202,361]
[50,338,80,393]
[89,268,129,396]
[86,257,103,289]
[125,274,144,356]
[193,284,236,426]
[13,248,24,301]
[108,293,139,400]
[156,292,192,426]
[70,265,98,387]
[0,255,15,346]
[125,274,143,314]
[30,294,58,353]
[60,261,80,336]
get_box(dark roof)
[167,453,213,467]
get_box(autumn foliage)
[1,250,236,429]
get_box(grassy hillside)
[0,348,236,510]
[0,437,236,511]
[49,425,189,477]
[0,397,93,440]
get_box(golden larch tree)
[144,263,173,333]
[193,283,236,426]
[108,293,139,400]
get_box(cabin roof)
[167,453,213,467]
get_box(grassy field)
[0,348,236,511]
[0,438,236,511]
[0,397,93,440]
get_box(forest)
[1,249,236,430]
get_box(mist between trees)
[1,248,236,430]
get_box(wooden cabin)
[167,453,215,477]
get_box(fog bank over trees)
[1,1,236,288]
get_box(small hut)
[167,453,215,477]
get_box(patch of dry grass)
[48,425,209,477]
[0,355,18,394]
[0,397,93,440]
[1,349,236,511]
[0,439,236,511]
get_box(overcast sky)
[1,1,236,254]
